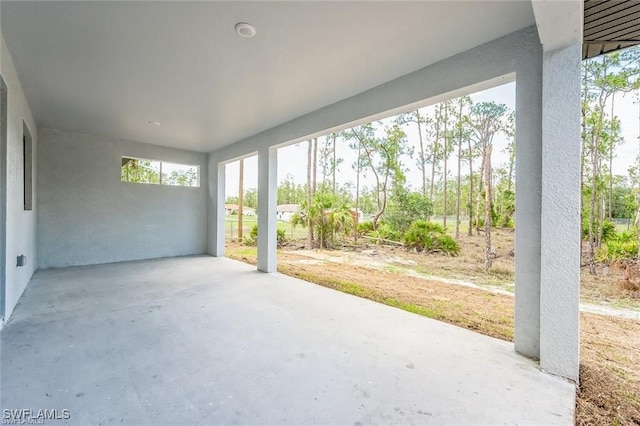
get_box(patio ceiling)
[0,1,535,152]
[583,0,640,59]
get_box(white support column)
[514,49,543,361]
[257,146,277,273]
[539,43,581,381]
[207,155,226,257]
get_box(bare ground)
[226,228,640,425]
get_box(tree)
[468,101,508,237]
[277,173,306,205]
[318,133,342,194]
[121,158,160,184]
[306,139,316,248]
[484,144,494,270]
[243,188,258,209]
[438,101,456,228]
[397,110,431,196]
[292,191,355,249]
[582,48,640,274]
[385,188,433,235]
[467,101,507,270]
[345,123,408,229]
[453,96,472,240]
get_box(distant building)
[277,204,299,222]
[225,204,256,216]
[350,208,364,224]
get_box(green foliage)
[342,122,409,228]
[356,221,374,235]
[601,221,617,242]
[598,239,639,261]
[292,190,355,249]
[367,222,400,242]
[242,224,287,248]
[384,189,433,234]
[498,189,515,228]
[616,230,637,244]
[582,219,617,242]
[242,224,259,246]
[277,173,307,205]
[121,158,160,184]
[403,220,460,255]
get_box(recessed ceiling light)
[148,121,161,126]
[235,22,256,38]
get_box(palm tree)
[292,192,355,249]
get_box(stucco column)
[514,46,543,361]
[207,155,226,257]
[539,43,581,381]
[257,146,277,272]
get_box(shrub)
[615,230,636,244]
[436,234,461,256]
[357,221,374,235]
[250,224,258,240]
[403,220,459,256]
[601,221,617,242]
[241,224,287,248]
[597,239,638,261]
[582,219,617,242]
[277,228,287,248]
[368,222,401,242]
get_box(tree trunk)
[507,145,515,193]
[608,94,615,221]
[588,136,598,275]
[443,103,449,229]
[580,63,588,263]
[429,136,437,219]
[467,138,474,237]
[307,140,314,249]
[312,137,318,195]
[430,114,440,220]
[354,141,361,245]
[484,145,493,270]
[637,97,640,264]
[476,142,486,235]
[455,102,463,240]
[332,134,337,195]
[238,159,244,240]
[416,111,427,197]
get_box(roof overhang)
[583,0,640,59]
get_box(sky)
[225,82,640,197]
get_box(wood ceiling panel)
[583,0,640,59]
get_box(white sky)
[225,82,640,197]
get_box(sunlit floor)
[2,256,575,425]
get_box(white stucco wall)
[1,36,38,321]
[539,43,581,380]
[37,128,208,268]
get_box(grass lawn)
[225,215,307,241]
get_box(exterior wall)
[37,128,208,268]
[539,43,581,380]
[1,36,38,322]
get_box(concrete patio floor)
[1,256,575,425]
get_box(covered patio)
[0,0,603,423]
[3,256,574,424]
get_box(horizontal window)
[121,157,199,187]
